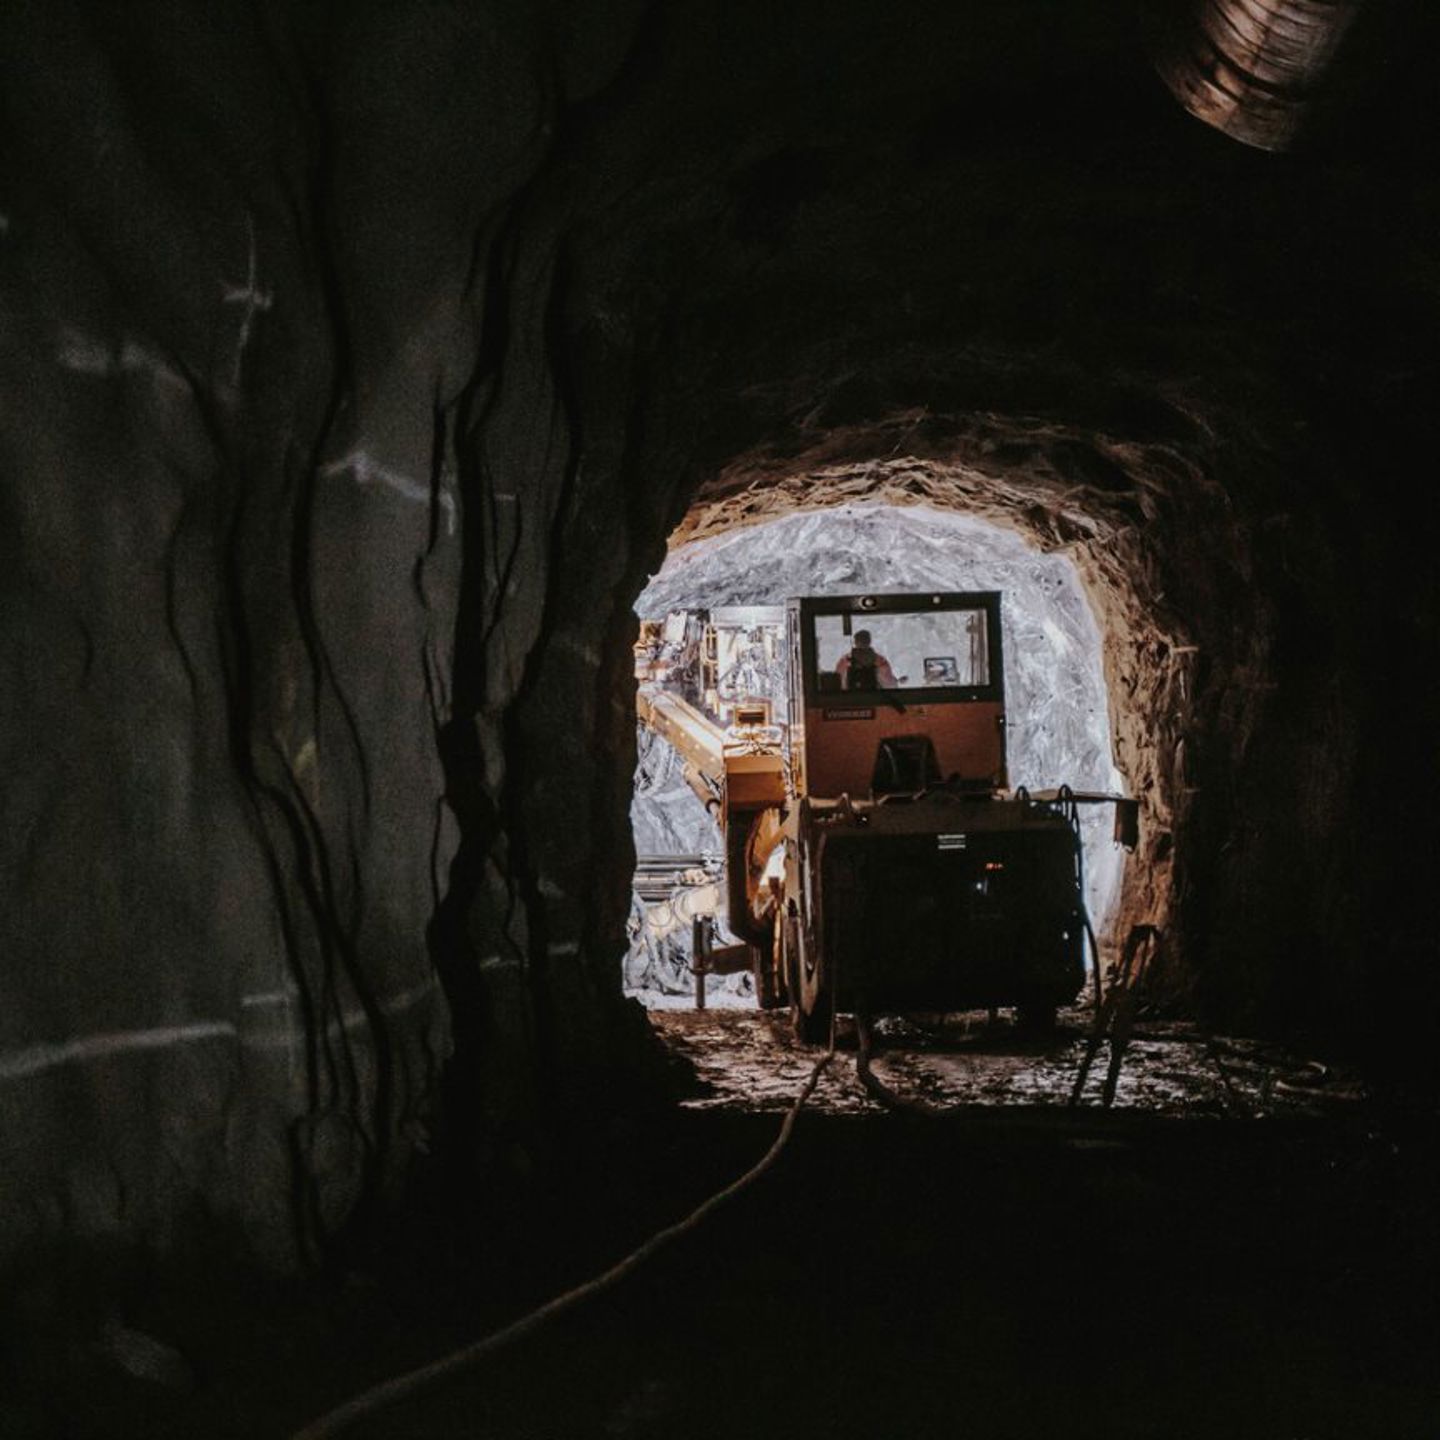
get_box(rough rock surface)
[1,0,1435,1271]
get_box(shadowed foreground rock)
[3,1021,1436,1439]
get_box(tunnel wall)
[1,0,1435,1272]
[0,0,651,1271]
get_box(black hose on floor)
[292,1042,836,1439]
[853,1011,949,1117]
[1070,924,1158,1108]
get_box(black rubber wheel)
[771,915,793,1009]
[791,936,831,1046]
[752,931,782,1009]
[793,995,830,1046]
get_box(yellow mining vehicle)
[636,592,1125,1039]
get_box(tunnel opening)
[624,499,1135,1019]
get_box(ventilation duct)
[1155,0,1363,151]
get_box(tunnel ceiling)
[1,0,1436,1270]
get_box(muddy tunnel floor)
[652,1008,1374,1118]
[6,1014,1437,1440]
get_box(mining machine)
[635,592,1133,1040]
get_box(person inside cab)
[836,629,899,690]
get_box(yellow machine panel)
[723,751,786,813]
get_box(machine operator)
[835,630,899,690]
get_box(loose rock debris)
[650,1006,1366,1118]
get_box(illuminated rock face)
[0,1,1433,1267]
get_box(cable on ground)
[1070,924,1159,1108]
[292,1041,836,1439]
[853,1010,952,1117]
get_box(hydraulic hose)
[292,1044,835,1439]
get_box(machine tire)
[772,915,793,1009]
[752,930,781,1009]
[792,938,831,1046]
[793,997,830,1046]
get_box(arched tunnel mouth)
[604,448,1272,1114]
[582,407,1399,1116]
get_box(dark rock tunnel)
[2,0,1437,1433]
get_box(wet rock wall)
[0,0,642,1270]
